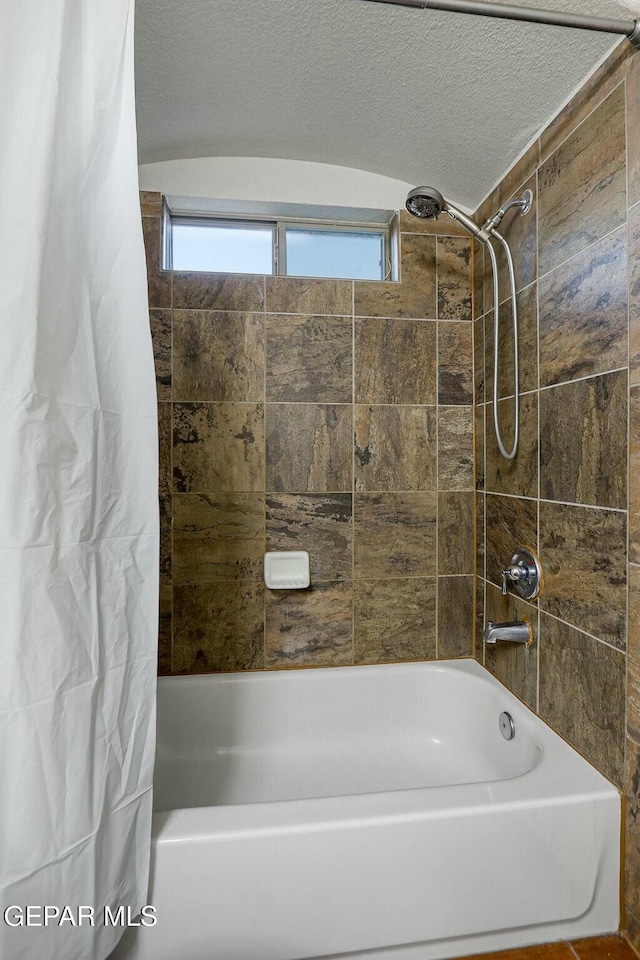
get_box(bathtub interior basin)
[153,659,542,809]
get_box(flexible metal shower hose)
[485,230,519,460]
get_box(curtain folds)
[0,2,158,958]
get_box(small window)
[283,226,384,281]
[171,220,275,275]
[166,211,392,281]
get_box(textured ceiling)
[134,0,637,210]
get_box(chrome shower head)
[405,186,446,220]
[406,185,490,243]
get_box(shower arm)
[482,193,531,233]
[358,0,640,48]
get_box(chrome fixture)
[359,0,640,49]
[483,196,528,460]
[501,545,543,600]
[405,185,531,459]
[483,619,534,647]
[482,190,532,233]
[499,711,516,741]
[405,186,491,241]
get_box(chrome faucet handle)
[501,563,527,595]
[500,546,543,600]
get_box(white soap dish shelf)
[264,551,310,590]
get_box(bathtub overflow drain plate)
[499,711,515,741]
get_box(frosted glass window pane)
[285,228,384,280]
[172,223,274,274]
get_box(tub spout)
[483,620,534,647]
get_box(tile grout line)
[491,365,630,401]
[482,244,488,666]
[625,68,632,807]
[263,275,268,670]
[535,162,541,716]
[538,607,627,656]
[474,242,483,664]
[169,254,175,675]
[435,241,440,659]
[351,279,356,666]
[400,229,468,239]
[626,927,640,960]
[567,941,581,960]
[176,309,354,319]
[536,218,627,288]
[171,400,473,409]
[484,489,628,515]
[471,243,477,663]
[175,489,468,497]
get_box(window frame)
[165,210,393,281]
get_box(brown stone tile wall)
[142,197,475,678]
[472,43,640,947]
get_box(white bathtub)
[112,659,620,960]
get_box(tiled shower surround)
[142,194,476,674]
[472,42,640,950]
[141,39,640,947]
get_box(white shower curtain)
[0,3,158,959]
